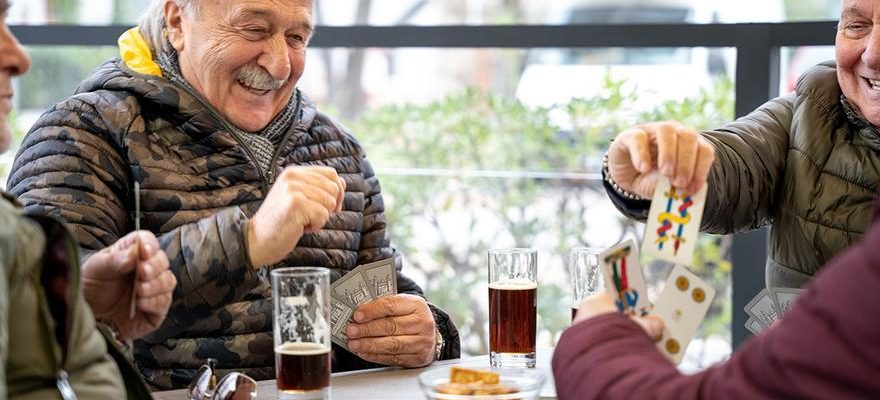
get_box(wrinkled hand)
[346,294,437,367]
[607,121,716,198]
[573,292,664,340]
[82,231,175,340]
[248,166,346,268]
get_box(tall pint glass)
[570,247,603,321]
[488,248,537,368]
[272,267,331,400]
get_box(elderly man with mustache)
[7,0,459,390]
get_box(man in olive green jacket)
[604,0,879,289]
[0,2,176,398]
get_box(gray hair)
[138,0,199,55]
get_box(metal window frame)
[12,21,837,348]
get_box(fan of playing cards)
[599,176,715,364]
[329,259,398,352]
[744,287,803,335]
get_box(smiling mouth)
[864,77,880,90]
[237,79,271,96]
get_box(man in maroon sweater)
[553,197,880,399]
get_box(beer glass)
[272,267,331,400]
[570,247,603,321]
[488,248,537,368]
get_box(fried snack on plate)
[450,366,500,384]
[434,366,519,396]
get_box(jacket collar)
[840,96,880,151]
[118,27,162,77]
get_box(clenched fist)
[248,166,346,268]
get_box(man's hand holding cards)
[329,259,398,351]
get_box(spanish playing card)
[642,176,707,266]
[650,265,716,364]
[598,239,651,317]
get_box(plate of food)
[418,365,545,399]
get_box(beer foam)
[488,279,537,290]
[275,342,332,356]
[285,296,309,307]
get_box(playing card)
[599,239,651,316]
[332,270,373,308]
[744,288,777,327]
[650,265,716,364]
[769,287,803,317]
[744,316,767,335]
[330,299,356,351]
[359,258,397,298]
[642,176,708,266]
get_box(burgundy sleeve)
[553,220,880,400]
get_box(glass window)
[301,47,735,368]
[779,46,836,96]
[3,43,736,369]
[8,0,150,25]
[7,0,840,26]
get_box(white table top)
[152,350,557,399]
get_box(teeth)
[869,78,880,89]
[238,80,270,94]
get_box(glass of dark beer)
[272,267,331,400]
[488,248,537,368]
[570,247,603,322]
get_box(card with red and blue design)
[642,176,708,267]
[599,239,652,317]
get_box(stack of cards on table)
[330,259,397,351]
[599,176,716,364]
[744,287,804,334]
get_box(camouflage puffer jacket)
[7,59,460,390]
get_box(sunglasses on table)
[186,359,257,400]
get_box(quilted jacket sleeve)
[6,95,261,322]
[607,94,794,235]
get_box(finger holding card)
[599,239,652,317]
[642,176,708,266]
[650,265,716,364]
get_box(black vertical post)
[730,25,779,349]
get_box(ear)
[164,0,186,52]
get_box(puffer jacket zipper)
[166,77,301,191]
[30,214,82,400]
[55,222,80,400]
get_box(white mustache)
[235,64,287,91]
